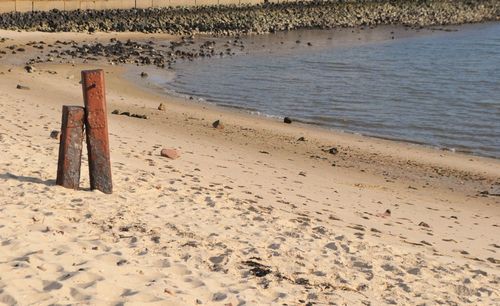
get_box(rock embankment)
[19,36,241,69]
[0,0,498,35]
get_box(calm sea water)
[165,23,500,158]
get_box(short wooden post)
[81,69,113,194]
[56,106,85,189]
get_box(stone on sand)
[16,84,29,90]
[212,120,224,129]
[50,130,60,139]
[161,148,180,159]
[327,147,338,155]
[24,65,35,73]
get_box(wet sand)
[0,29,499,305]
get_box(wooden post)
[81,69,113,194]
[56,106,85,189]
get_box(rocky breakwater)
[0,0,498,35]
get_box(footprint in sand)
[42,280,63,291]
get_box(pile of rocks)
[23,36,242,68]
[0,0,498,35]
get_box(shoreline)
[129,23,500,159]
[133,62,495,159]
[120,62,500,182]
[1,27,500,305]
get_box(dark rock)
[326,147,338,155]
[24,65,35,73]
[284,117,292,124]
[50,130,60,139]
[16,84,29,90]
[140,72,148,78]
[111,109,120,114]
[212,120,224,129]
[418,221,430,228]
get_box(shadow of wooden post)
[81,69,113,194]
[56,105,85,189]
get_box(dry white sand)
[0,30,499,305]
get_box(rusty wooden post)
[81,69,113,194]
[56,106,85,189]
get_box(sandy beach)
[0,28,499,305]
